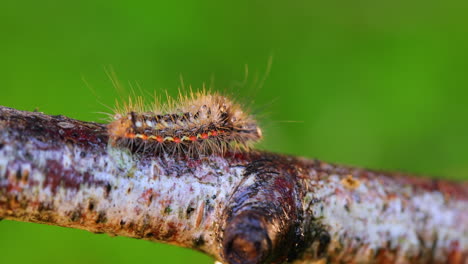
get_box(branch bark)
[0,106,466,264]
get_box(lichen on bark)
[0,106,467,263]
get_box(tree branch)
[0,106,466,264]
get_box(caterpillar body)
[107,90,262,157]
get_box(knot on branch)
[221,158,304,264]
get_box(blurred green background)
[1,1,468,263]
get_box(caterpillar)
[107,90,262,157]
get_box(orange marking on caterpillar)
[125,133,136,139]
[107,90,262,157]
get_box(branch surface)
[0,106,466,264]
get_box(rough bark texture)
[0,106,467,264]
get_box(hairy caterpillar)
[107,90,262,157]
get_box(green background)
[1,1,468,263]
